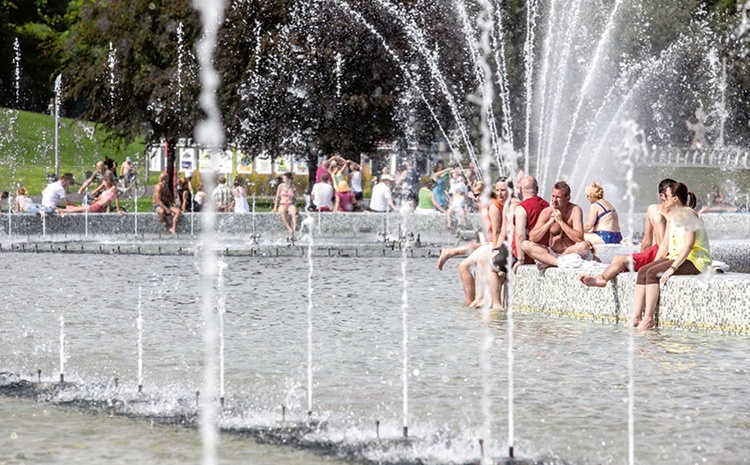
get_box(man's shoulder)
[646,204,667,221]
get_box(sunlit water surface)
[1,253,748,464]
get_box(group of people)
[155,172,253,234]
[308,154,363,214]
[439,173,713,330]
[13,170,124,218]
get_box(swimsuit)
[592,201,621,243]
[279,186,295,206]
[595,230,622,244]
[594,201,613,224]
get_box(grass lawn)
[0,107,146,197]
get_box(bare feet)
[536,261,552,271]
[625,318,641,328]
[168,227,177,234]
[469,296,484,308]
[580,275,607,287]
[437,249,450,270]
[637,319,655,330]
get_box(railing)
[635,147,750,168]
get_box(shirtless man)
[521,181,587,268]
[580,178,675,287]
[153,172,181,234]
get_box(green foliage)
[3,0,750,165]
[0,0,81,111]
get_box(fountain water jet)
[137,287,143,393]
[192,0,227,462]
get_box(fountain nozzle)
[403,425,408,438]
[59,373,64,384]
[375,420,380,440]
[282,404,286,421]
[479,439,485,461]
[220,396,225,407]
[37,369,41,383]
[138,384,142,393]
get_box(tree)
[0,0,79,111]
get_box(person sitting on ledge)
[273,172,298,234]
[580,178,675,288]
[630,181,711,330]
[153,172,181,234]
[311,172,335,212]
[14,186,44,216]
[41,173,76,215]
[368,174,398,212]
[511,175,549,273]
[78,161,111,202]
[333,180,355,212]
[59,175,123,216]
[583,182,622,245]
[521,180,591,269]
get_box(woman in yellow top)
[631,181,711,330]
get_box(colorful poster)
[236,150,254,174]
[274,156,292,174]
[178,147,196,173]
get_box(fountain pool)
[1,253,749,464]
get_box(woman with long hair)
[631,182,711,330]
[272,172,297,234]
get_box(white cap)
[381,174,393,181]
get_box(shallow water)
[1,252,749,464]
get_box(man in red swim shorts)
[580,178,675,287]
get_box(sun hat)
[381,174,393,182]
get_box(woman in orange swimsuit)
[272,172,298,234]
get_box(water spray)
[59,314,65,384]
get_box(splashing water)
[13,38,22,107]
[192,0,227,463]
[137,287,144,392]
[301,215,316,417]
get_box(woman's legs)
[288,205,298,233]
[638,284,661,330]
[438,243,480,270]
[631,283,646,326]
[64,204,90,213]
[279,205,292,232]
[633,258,672,329]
